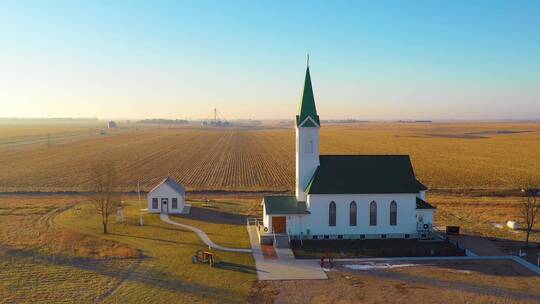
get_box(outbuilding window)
[172,198,178,209]
[390,201,397,226]
[152,198,158,209]
[349,201,357,226]
[370,201,377,226]
[329,201,336,226]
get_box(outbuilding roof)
[263,196,309,215]
[305,155,423,194]
[416,197,436,209]
[149,176,185,194]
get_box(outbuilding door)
[272,216,286,234]
[161,198,169,214]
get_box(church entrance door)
[272,216,286,234]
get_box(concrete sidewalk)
[246,225,327,280]
[160,214,252,253]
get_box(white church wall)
[147,183,185,214]
[296,193,420,237]
[262,203,270,228]
[419,190,427,200]
[295,126,320,203]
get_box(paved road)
[160,214,252,253]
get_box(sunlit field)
[0,122,539,192]
[0,195,257,303]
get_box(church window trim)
[370,201,377,226]
[390,201,397,226]
[349,201,357,226]
[329,201,336,227]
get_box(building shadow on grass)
[216,261,257,274]
[174,206,247,225]
[0,245,246,303]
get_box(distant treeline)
[138,119,189,124]
[398,120,433,123]
[0,117,99,125]
[322,119,369,123]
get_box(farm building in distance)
[261,64,435,243]
[147,177,188,214]
[107,120,117,128]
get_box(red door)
[272,216,286,233]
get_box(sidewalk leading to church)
[246,225,328,280]
[161,214,252,253]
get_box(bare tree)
[88,162,121,234]
[520,184,540,247]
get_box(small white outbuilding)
[147,177,186,214]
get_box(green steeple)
[296,66,320,127]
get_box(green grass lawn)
[55,199,256,303]
[170,200,252,249]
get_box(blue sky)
[1,0,539,120]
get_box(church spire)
[296,59,320,127]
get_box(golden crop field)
[0,122,539,192]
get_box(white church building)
[262,65,435,241]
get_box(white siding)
[295,126,320,202]
[292,193,421,237]
[147,183,185,214]
[419,190,427,200]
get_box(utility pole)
[138,180,144,226]
[47,134,50,148]
[214,108,217,124]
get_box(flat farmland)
[0,122,539,192]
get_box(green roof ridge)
[296,66,320,127]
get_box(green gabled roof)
[416,180,428,191]
[263,196,309,215]
[296,66,320,127]
[416,197,436,209]
[306,155,422,194]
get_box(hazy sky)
[1,1,539,120]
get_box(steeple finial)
[307,53,310,68]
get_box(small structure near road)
[108,120,117,128]
[147,177,187,214]
[507,220,521,230]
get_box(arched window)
[370,201,377,226]
[349,201,357,226]
[329,201,336,226]
[390,201,397,226]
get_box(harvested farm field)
[0,122,539,192]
